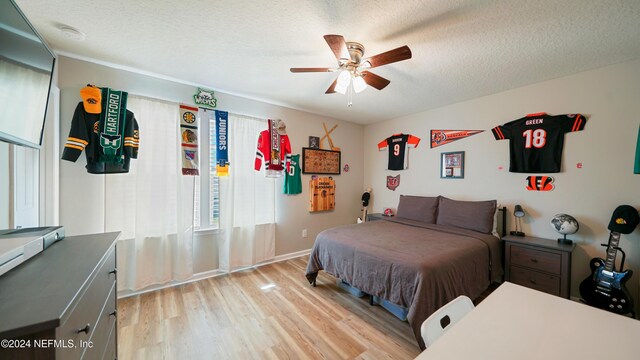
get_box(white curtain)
[106,95,194,291]
[218,114,275,272]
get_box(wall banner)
[180,104,199,176]
[215,110,230,176]
[430,130,483,148]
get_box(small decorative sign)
[343,164,350,173]
[430,130,483,148]
[193,88,217,108]
[526,176,555,191]
[386,175,400,190]
[309,177,336,212]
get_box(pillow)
[437,196,497,234]
[396,195,440,223]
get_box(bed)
[305,195,504,350]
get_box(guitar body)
[579,257,634,315]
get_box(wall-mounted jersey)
[377,133,420,170]
[254,119,292,177]
[634,125,639,174]
[284,154,302,195]
[62,102,139,174]
[492,112,586,173]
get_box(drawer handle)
[529,279,537,285]
[109,310,117,317]
[530,258,538,263]
[109,268,117,275]
[76,323,91,334]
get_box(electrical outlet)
[302,229,308,238]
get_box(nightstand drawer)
[510,266,560,296]
[510,246,561,274]
[366,213,385,221]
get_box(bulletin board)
[302,147,341,175]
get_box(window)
[194,109,220,230]
[193,111,275,231]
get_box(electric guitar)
[579,232,634,315]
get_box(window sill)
[194,228,223,236]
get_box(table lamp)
[510,205,526,236]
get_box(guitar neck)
[603,232,621,272]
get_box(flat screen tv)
[0,0,56,149]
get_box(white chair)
[421,295,475,347]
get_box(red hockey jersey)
[254,120,291,177]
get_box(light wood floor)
[117,256,423,359]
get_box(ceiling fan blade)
[361,45,412,69]
[325,79,338,94]
[324,34,351,62]
[290,67,334,73]
[361,71,390,90]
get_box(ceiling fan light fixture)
[335,70,351,94]
[353,75,367,93]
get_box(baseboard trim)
[259,249,312,266]
[117,248,311,299]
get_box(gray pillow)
[396,195,440,223]
[437,196,497,234]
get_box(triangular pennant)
[430,130,484,148]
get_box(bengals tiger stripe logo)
[526,176,555,191]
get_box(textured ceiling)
[15,0,640,124]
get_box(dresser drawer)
[56,247,116,359]
[103,322,117,360]
[510,245,561,274]
[510,266,560,296]
[82,282,117,360]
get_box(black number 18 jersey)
[492,112,586,173]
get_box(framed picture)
[302,147,341,175]
[308,136,320,149]
[440,151,464,179]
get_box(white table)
[416,282,640,359]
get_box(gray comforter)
[305,217,503,350]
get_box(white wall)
[57,56,364,275]
[364,59,640,304]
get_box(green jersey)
[635,126,640,174]
[284,154,302,194]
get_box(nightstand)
[503,235,575,298]
[366,213,385,221]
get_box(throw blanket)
[99,88,128,163]
[305,218,503,350]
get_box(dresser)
[0,232,119,359]
[503,235,575,298]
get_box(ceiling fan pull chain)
[347,82,353,107]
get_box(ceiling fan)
[290,35,412,102]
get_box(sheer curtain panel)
[218,114,275,272]
[106,96,194,291]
